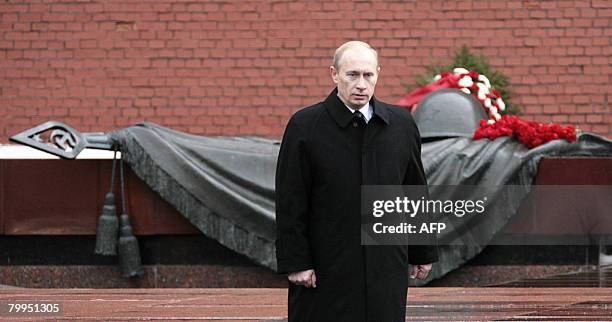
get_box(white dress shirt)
[344,102,373,124]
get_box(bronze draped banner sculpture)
[10,119,612,283]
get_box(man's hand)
[410,263,433,280]
[288,269,317,288]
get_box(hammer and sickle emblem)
[50,129,77,152]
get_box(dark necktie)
[352,110,366,128]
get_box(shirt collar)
[324,88,390,128]
[344,102,373,123]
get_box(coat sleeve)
[275,115,314,274]
[404,120,439,265]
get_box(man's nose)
[356,76,366,90]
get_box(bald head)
[332,41,379,70]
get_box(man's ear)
[330,66,339,84]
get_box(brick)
[523,38,541,47]
[586,114,604,123]
[597,9,612,17]
[551,115,568,123]
[573,96,590,104]
[542,105,559,114]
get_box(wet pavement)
[0,287,610,321]
[407,288,612,321]
[497,265,612,287]
[0,266,610,321]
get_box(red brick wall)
[1,0,610,142]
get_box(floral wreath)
[400,68,577,148]
[434,68,505,122]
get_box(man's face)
[331,48,380,109]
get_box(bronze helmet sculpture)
[413,89,488,140]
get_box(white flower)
[453,67,469,75]
[484,98,493,108]
[489,106,498,114]
[496,98,506,111]
[433,74,441,81]
[487,119,496,124]
[476,83,489,100]
[493,112,501,121]
[478,74,491,88]
[458,75,473,88]
[460,88,471,94]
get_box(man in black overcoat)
[275,41,438,322]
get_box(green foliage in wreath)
[412,45,521,115]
